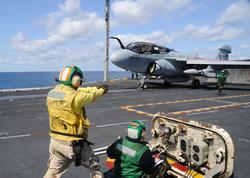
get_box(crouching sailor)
[106,120,155,178]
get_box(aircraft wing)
[175,57,250,69]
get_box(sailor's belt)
[50,130,87,139]
[51,138,73,146]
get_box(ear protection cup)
[71,66,83,85]
[71,75,82,87]
[127,120,146,139]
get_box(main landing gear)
[137,76,172,90]
[192,79,200,89]
[163,79,171,87]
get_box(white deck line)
[0,120,149,140]
[186,110,219,116]
[0,134,32,140]
[208,99,239,104]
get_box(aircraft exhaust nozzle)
[110,36,125,49]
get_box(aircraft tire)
[137,84,144,90]
[192,79,200,89]
[164,81,171,87]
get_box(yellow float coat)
[47,84,104,141]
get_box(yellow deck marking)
[118,94,250,178]
[118,94,249,177]
[168,102,250,115]
[121,93,250,117]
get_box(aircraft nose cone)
[110,50,129,68]
[110,53,119,64]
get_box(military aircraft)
[110,37,250,89]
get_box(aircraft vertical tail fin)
[216,45,232,60]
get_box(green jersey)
[112,138,149,178]
[216,73,227,84]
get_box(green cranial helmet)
[221,70,227,75]
[58,65,84,86]
[127,120,146,139]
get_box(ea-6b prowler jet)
[110,37,250,89]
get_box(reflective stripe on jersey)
[116,143,136,157]
[47,90,65,100]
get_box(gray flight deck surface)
[0,79,250,178]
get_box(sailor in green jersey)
[106,120,155,178]
[216,70,228,96]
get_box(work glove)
[97,84,109,94]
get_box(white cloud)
[12,30,174,67]
[11,32,56,52]
[175,1,250,43]
[218,0,250,25]
[111,0,192,25]
[9,0,107,70]
[7,0,250,71]
[182,24,243,41]
[59,0,81,14]
[0,57,10,64]
[112,30,175,46]
[10,0,104,52]
[10,42,104,66]
[239,44,250,49]
[230,44,250,60]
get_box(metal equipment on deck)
[149,113,234,178]
[94,112,234,178]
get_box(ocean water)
[0,71,130,90]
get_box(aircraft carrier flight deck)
[0,79,249,178]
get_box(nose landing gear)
[137,76,149,90]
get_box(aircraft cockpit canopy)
[126,42,173,54]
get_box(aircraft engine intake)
[146,59,180,76]
[146,62,157,74]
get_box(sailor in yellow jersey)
[44,65,108,178]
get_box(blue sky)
[0,0,250,72]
